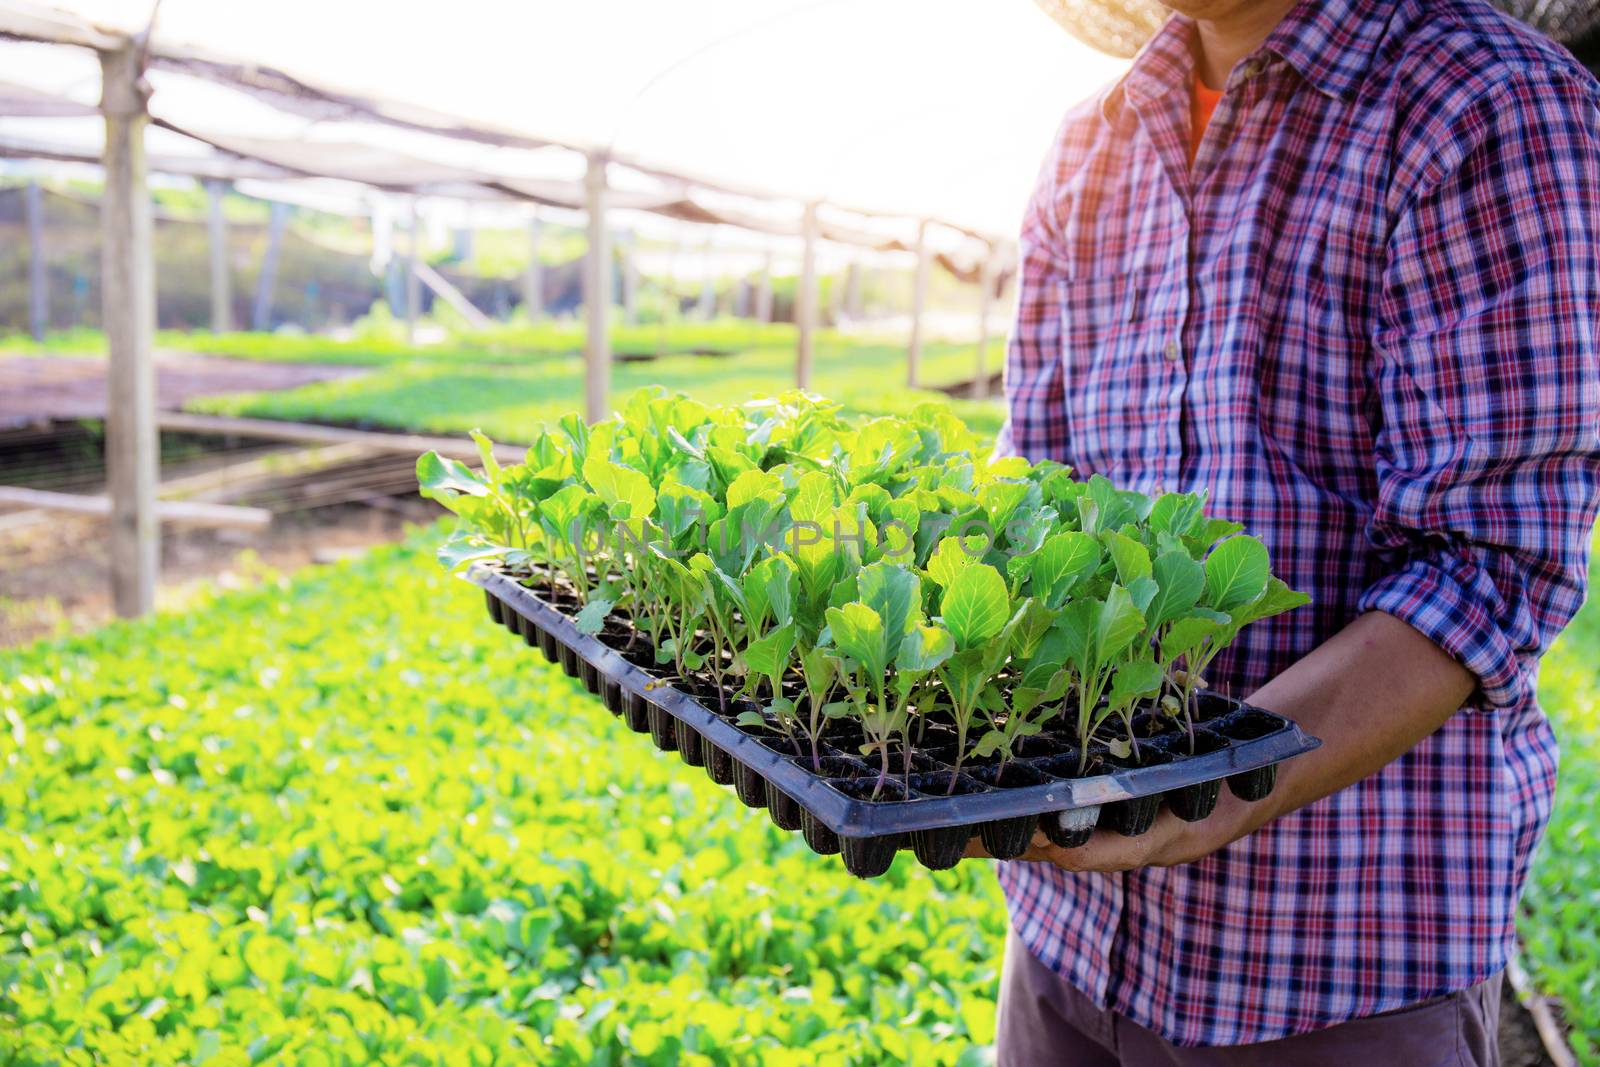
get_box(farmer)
[978,0,1600,1062]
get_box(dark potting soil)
[1012,733,1073,759]
[1218,708,1288,742]
[923,742,1003,772]
[970,762,1055,791]
[871,748,939,778]
[796,753,873,779]
[1031,751,1107,780]
[1193,690,1238,723]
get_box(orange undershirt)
[1191,76,1224,165]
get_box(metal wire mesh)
[0,184,579,334]
[1032,0,1600,69]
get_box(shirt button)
[1163,340,1181,362]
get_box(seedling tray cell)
[473,566,1321,875]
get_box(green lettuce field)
[0,539,1005,1066]
[176,331,1006,442]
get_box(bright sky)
[0,0,1127,237]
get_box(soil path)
[0,352,362,430]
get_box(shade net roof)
[0,0,1130,257]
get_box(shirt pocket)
[1056,272,1170,494]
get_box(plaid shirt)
[995,0,1600,1046]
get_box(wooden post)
[908,219,931,388]
[583,153,611,424]
[405,198,421,344]
[205,178,231,332]
[756,250,773,323]
[523,212,543,322]
[974,248,995,401]
[99,43,158,618]
[796,202,819,389]
[251,200,286,332]
[25,181,48,342]
[620,230,639,326]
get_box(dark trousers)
[996,927,1502,1067]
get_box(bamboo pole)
[0,486,270,530]
[796,202,819,390]
[523,212,543,322]
[413,260,492,330]
[99,43,159,617]
[908,219,930,388]
[157,411,524,462]
[205,178,230,332]
[25,181,47,342]
[583,153,611,424]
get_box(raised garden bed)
[473,564,1319,877]
[422,391,1322,878]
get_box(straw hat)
[1031,0,1168,58]
[1032,0,1599,69]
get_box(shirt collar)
[1102,0,1398,121]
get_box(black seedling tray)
[471,566,1321,878]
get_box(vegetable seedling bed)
[473,565,1321,878]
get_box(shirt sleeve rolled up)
[1361,70,1600,709]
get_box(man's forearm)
[1241,610,1477,830]
[969,610,1481,870]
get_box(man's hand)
[965,610,1476,873]
[963,790,1266,871]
